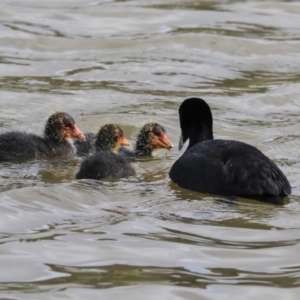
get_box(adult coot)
[76,123,134,180]
[0,112,85,161]
[169,97,291,205]
[119,122,173,158]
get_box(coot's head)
[179,98,213,150]
[95,123,130,152]
[45,112,85,143]
[135,122,173,157]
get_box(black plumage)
[169,97,291,205]
[74,132,95,157]
[76,123,134,180]
[76,151,135,180]
[0,112,85,161]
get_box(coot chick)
[76,123,134,180]
[169,97,291,205]
[119,122,173,158]
[0,112,85,161]
[75,123,130,156]
[95,123,130,151]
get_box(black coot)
[169,97,291,205]
[119,122,173,158]
[76,123,134,180]
[0,112,85,161]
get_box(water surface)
[1,0,300,299]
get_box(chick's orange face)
[114,126,130,151]
[45,112,85,142]
[119,134,130,146]
[64,123,85,141]
[62,114,85,141]
[151,124,173,150]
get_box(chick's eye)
[153,129,161,136]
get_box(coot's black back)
[169,98,291,205]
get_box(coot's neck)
[187,124,213,149]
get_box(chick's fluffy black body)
[74,133,95,157]
[76,151,135,180]
[76,123,134,180]
[0,132,74,161]
[0,112,79,161]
